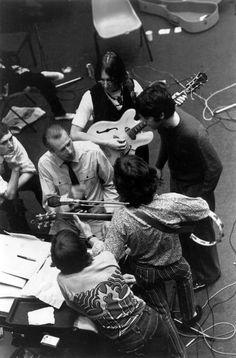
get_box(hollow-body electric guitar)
[87,72,207,165]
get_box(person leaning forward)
[135,82,223,291]
[51,215,187,358]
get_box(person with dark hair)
[51,217,187,358]
[0,122,42,232]
[135,83,223,291]
[38,123,118,238]
[0,60,74,120]
[93,155,211,328]
[70,51,149,163]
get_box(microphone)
[47,196,129,207]
[47,196,77,207]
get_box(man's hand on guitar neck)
[172,92,187,106]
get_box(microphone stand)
[214,103,236,115]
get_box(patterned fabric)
[105,193,210,266]
[58,251,145,340]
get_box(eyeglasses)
[99,78,114,85]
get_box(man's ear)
[160,112,165,120]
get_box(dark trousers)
[130,257,195,322]
[0,197,31,233]
[19,173,42,206]
[170,177,221,284]
[1,170,43,233]
[8,71,66,116]
[115,306,186,358]
[135,144,149,164]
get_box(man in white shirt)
[70,51,149,163]
[38,124,118,238]
[0,122,42,232]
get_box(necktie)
[64,161,79,185]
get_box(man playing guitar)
[70,51,149,163]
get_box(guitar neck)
[127,120,147,139]
[58,211,113,221]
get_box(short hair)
[0,122,10,140]
[136,83,176,121]
[51,229,92,274]
[95,51,128,87]
[113,155,158,207]
[42,124,68,151]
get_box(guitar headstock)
[31,212,56,229]
[185,72,208,94]
[173,72,207,106]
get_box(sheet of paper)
[3,232,40,240]
[0,298,14,313]
[0,272,26,288]
[0,284,22,298]
[2,257,40,280]
[0,234,51,280]
[28,306,55,325]
[22,256,64,309]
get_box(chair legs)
[16,33,37,67]
[94,30,100,60]
[26,33,37,67]
[93,27,153,62]
[140,26,153,62]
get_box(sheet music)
[0,234,51,313]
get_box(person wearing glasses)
[70,51,149,163]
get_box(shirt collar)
[51,145,80,167]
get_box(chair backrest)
[92,0,141,38]
[92,0,140,23]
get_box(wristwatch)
[85,234,96,243]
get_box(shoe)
[193,281,206,292]
[183,305,202,327]
[55,113,74,120]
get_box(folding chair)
[92,0,153,62]
[0,32,37,67]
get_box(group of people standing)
[0,50,223,357]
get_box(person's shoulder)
[112,206,129,222]
[95,250,117,266]
[74,140,100,152]
[38,151,52,166]
[177,109,203,134]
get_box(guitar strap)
[128,209,196,234]
[127,209,223,246]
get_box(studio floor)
[0,0,236,357]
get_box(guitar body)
[86,73,207,165]
[87,109,153,165]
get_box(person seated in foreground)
[51,215,187,358]
[0,122,42,232]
